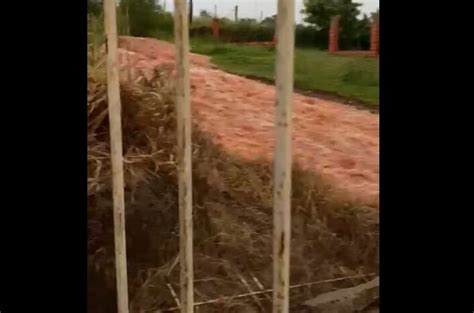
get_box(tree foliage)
[87,0,102,16]
[119,0,162,36]
[88,0,378,51]
[302,0,374,49]
[260,15,276,27]
[200,10,212,18]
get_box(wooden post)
[235,5,238,22]
[125,4,130,36]
[103,0,130,312]
[125,3,132,83]
[173,1,194,313]
[273,0,294,312]
[189,0,193,25]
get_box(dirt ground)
[117,36,379,207]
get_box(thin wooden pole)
[125,2,132,83]
[103,0,130,312]
[272,0,295,312]
[125,4,130,36]
[189,0,193,25]
[90,16,96,66]
[173,1,194,313]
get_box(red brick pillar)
[370,17,379,55]
[329,16,340,53]
[211,18,220,39]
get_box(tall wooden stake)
[173,1,194,313]
[125,4,130,36]
[103,0,130,312]
[272,0,295,312]
[189,0,193,25]
[125,2,132,83]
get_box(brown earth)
[117,36,379,207]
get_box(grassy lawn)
[190,39,379,108]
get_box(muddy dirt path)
[118,37,379,207]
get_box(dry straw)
[87,67,379,312]
[87,33,379,313]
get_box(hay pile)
[87,67,379,313]
[88,65,177,195]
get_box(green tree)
[121,0,166,36]
[371,8,379,21]
[302,0,362,49]
[189,0,193,24]
[87,0,102,16]
[219,17,233,25]
[200,10,212,18]
[239,18,257,24]
[260,15,276,27]
[354,13,371,49]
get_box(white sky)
[162,0,379,23]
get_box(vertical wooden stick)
[91,16,97,66]
[272,0,295,313]
[124,3,132,83]
[125,4,130,36]
[103,0,130,312]
[173,1,194,313]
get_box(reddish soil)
[118,37,379,207]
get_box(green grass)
[190,39,379,108]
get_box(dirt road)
[118,37,379,206]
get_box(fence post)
[173,1,194,313]
[90,16,95,66]
[103,0,130,312]
[125,4,130,36]
[273,0,295,312]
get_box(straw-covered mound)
[87,67,379,313]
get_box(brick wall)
[328,15,379,57]
[211,18,220,38]
[370,17,379,55]
[328,16,340,53]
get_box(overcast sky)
[163,0,379,23]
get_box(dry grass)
[87,58,378,313]
[88,65,176,196]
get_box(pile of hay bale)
[87,66,379,313]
